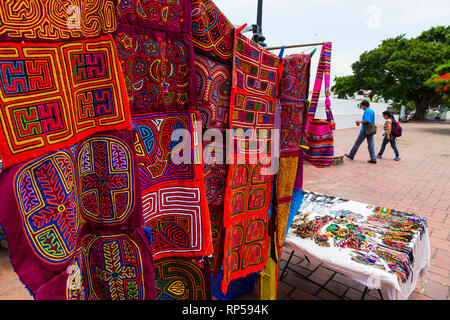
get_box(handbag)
[303,42,335,167]
[364,122,377,136]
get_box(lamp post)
[252,0,267,47]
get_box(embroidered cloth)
[0,130,156,299]
[0,0,118,42]
[132,111,213,261]
[221,31,281,293]
[117,0,191,33]
[191,0,235,65]
[114,24,197,114]
[154,257,211,300]
[0,35,132,168]
[194,53,231,273]
[276,54,311,248]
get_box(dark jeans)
[378,134,400,158]
[349,131,376,161]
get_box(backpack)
[391,118,402,137]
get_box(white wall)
[313,98,393,130]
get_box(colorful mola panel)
[229,31,280,160]
[221,162,272,292]
[194,53,231,272]
[86,233,145,300]
[132,111,212,261]
[276,54,312,247]
[279,54,311,157]
[0,0,117,42]
[15,150,80,265]
[0,35,131,168]
[76,135,135,226]
[66,230,155,300]
[132,112,196,188]
[191,0,235,65]
[117,0,191,33]
[114,25,196,114]
[221,213,268,294]
[223,162,272,226]
[0,131,147,297]
[30,230,156,300]
[154,257,211,300]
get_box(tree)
[425,62,450,105]
[332,75,357,98]
[332,26,450,120]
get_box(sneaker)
[345,154,354,160]
[394,157,401,161]
[367,160,377,164]
[376,155,382,159]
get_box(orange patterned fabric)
[0,35,132,168]
[221,31,281,293]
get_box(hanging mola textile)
[259,53,312,300]
[114,0,213,300]
[0,0,158,300]
[191,0,235,275]
[221,29,282,294]
[115,0,197,114]
[191,0,235,66]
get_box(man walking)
[345,100,377,163]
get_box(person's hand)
[387,135,391,140]
[356,120,360,126]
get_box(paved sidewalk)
[0,121,448,300]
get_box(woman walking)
[377,111,401,161]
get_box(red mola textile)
[132,111,213,261]
[0,35,132,169]
[221,30,281,293]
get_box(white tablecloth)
[285,192,430,300]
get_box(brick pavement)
[0,121,448,300]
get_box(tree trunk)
[412,93,443,120]
[413,102,427,120]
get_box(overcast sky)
[213,0,450,85]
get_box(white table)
[283,191,430,300]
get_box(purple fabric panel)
[294,149,304,189]
[116,0,192,33]
[113,23,197,114]
[0,130,156,299]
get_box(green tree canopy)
[332,26,450,119]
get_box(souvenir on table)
[132,111,213,261]
[0,130,156,299]
[221,30,281,293]
[154,257,211,300]
[286,191,430,300]
[191,0,235,65]
[303,42,335,167]
[116,0,192,33]
[194,53,231,273]
[0,35,132,168]
[114,24,197,114]
[0,0,118,42]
